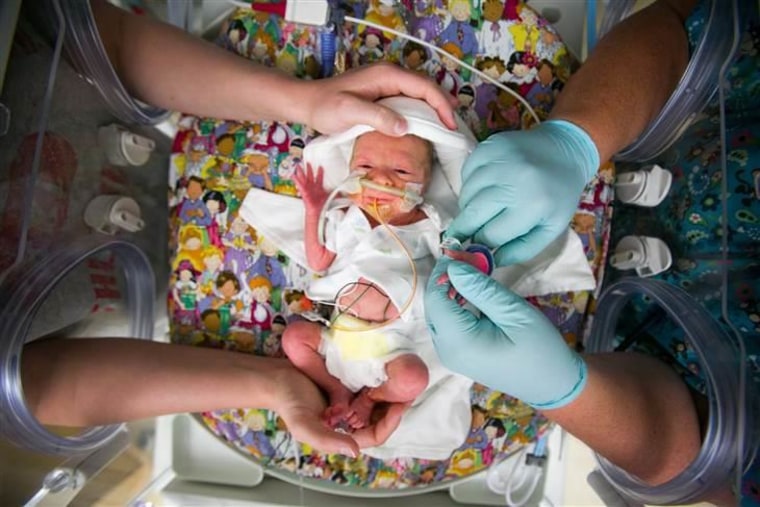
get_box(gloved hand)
[424,258,587,409]
[446,120,600,266]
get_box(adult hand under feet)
[269,366,360,457]
[272,367,411,455]
[282,319,429,449]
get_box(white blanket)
[241,189,595,299]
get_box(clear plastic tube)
[0,0,66,289]
[596,0,635,41]
[717,2,749,500]
[0,237,155,455]
[34,0,170,125]
[613,0,738,161]
[586,278,758,505]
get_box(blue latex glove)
[424,259,587,409]
[447,120,599,266]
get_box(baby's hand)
[293,163,329,214]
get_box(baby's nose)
[368,168,394,185]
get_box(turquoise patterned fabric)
[608,2,760,503]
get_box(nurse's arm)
[550,0,698,163]
[21,338,360,456]
[90,0,456,135]
[541,352,701,487]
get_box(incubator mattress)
[167,0,615,489]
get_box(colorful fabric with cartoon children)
[167,0,613,489]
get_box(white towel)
[361,338,475,460]
[240,97,596,460]
[241,189,596,299]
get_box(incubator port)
[614,164,673,207]
[609,235,673,278]
[84,195,145,235]
[98,124,156,167]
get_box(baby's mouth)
[362,192,396,205]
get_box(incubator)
[0,0,171,502]
[1,0,756,505]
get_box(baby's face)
[349,131,432,218]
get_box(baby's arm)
[293,164,337,272]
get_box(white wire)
[486,440,547,507]
[504,457,544,507]
[220,3,541,125]
[344,15,542,126]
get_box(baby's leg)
[347,354,429,430]
[281,321,353,427]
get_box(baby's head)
[303,96,477,224]
[348,131,433,220]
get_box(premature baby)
[282,131,436,438]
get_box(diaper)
[318,314,408,393]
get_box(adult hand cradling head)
[300,62,459,136]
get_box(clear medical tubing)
[595,0,635,41]
[586,278,758,505]
[0,238,155,456]
[598,0,738,162]
[718,2,748,498]
[0,0,65,290]
[44,0,170,124]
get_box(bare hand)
[301,63,457,136]
[272,367,407,455]
[272,367,360,457]
[293,164,329,213]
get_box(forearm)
[550,0,697,162]
[541,352,701,486]
[92,0,309,124]
[22,338,291,427]
[304,213,336,272]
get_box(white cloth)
[493,229,596,295]
[240,189,595,299]
[240,97,596,460]
[309,205,441,320]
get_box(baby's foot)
[323,387,354,429]
[346,389,376,429]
